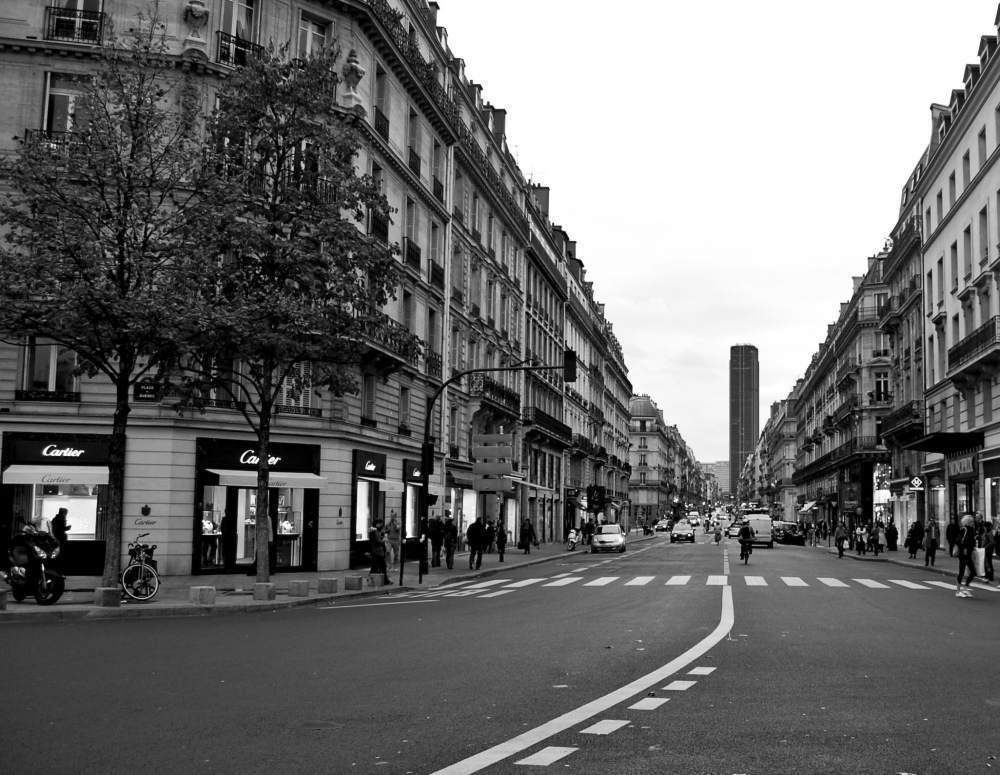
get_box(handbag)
[972,547,987,577]
[533,540,539,548]
[517,539,526,550]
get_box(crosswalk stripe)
[782,577,809,587]
[629,697,669,710]
[744,576,767,586]
[583,577,619,586]
[504,579,547,588]
[889,580,930,589]
[580,720,630,735]
[688,667,716,675]
[665,575,691,585]
[551,572,574,579]
[817,577,850,587]
[663,680,697,691]
[926,581,956,590]
[514,747,577,766]
[443,590,483,597]
[706,575,727,585]
[479,590,513,598]
[854,579,891,588]
[543,577,582,587]
[464,579,509,589]
[625,576,655,586]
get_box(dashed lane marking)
[744,576,767,586]
[781,577,809,587]
[579,720,630,735]
[817,577,850,587]
[542,577,582,587]
[889,580,930,590]
[665,575,691,585]
[514,747,577,766]
[854,579,891,589]
[583,577,619,586]
[628,697,669,710]
[624,576,655,586]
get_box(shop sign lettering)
[947,456,976,477]
[40,475,71,483]
[409,467,421,478]
[134,518,157,526]
[42,445,85,457]
[239,450,282,466]
[364,461,376,471]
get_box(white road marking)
[817,578,850,587]
[514,747,577,766]
[583,577,619,586]
[926,581,957,590]
[429,587,735,775]
[479,590,514,598]
[688,667,716,675]
[744,576,767,586]
[625,576,655,586]
[663,680,697,691]
[629,697,669,710]
[550,572,573,578]
[463,579,510,589]
[706,575,727,585]
[889,580,930,590]
[504,579,547,588]
[542,577,581,587]
[444,590,484,597]
[854,579,891,589]
[320,600,438,609]
[580,720,630,735]
[782,577,809,587]
[665,576,691,585]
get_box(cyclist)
[738,520,756,563]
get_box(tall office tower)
[729,344,759,497]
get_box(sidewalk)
[0,531,658,623]
[820,540,998,589]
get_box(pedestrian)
[806,524,815,546]
[443,515,458,570]
[50,507,70,563]
[519,518,537,554]
[429,516,444,568]
[923,517,940,567]
[956,514,978,597]
[855,524,867,555]
[905,520,923,560]
[385,513,402,572]
[466,516,484,570]
[982,521,995,582]
[368,520,392,586]
[496,522,507,562]
[834,521,849,558]
[583,519,595,546]
[885,522,898,551]
[946,516,959,557]
[485,519,496,554]
[870,522,881,556]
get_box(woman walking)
[834,522,849,558]
[496,522,508,563]
[982,521,995,582]
[923,518,941,567]
[956,514,977,597]
[519,518,537,555]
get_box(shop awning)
[1,465,109,485]
[205,469,327,489]
[902,431,984,454]
[798,501,818,514]
[447,470,475,484]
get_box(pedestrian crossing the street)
[392,574,1000,600]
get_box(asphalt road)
[2,535,997,775]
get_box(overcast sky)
[437,0,996,463]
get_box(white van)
[741,512,773,548]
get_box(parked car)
[590,524,626,553]
[654,519,671,532]
[670,520,696,543]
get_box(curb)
[823,546,1000,585]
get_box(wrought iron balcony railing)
[425,350,442,380]
[881,400,924,438]
[44,6,104,44]
[949,315,1000,372]
[14,389,80,402]
[369,210,389,244]
[373,106,390,141]
[217,31,264,67]
[433,176,444,202]
[430,262,445,289]
[469,373,520,415]
[403,237,421,271]
[352,302,419,365]
[407,147,421,176]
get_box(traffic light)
[593,485,606,511]
[563,349,577,382]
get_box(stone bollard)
[0,589,6,611]
[189,586,217,605]
[253,583,276,601]
[344,575,364,591]
[94,588,121,608]
[369,575,386,588]
[287,580,310,597]
[317,578,338,594]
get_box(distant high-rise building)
[704,461,731,496]
[730,344,759,497]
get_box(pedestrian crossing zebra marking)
[504,579,546,588]
[744,576,767,586]
[665,575,691,585]
[628,697,670,710]
[706,575,727,585]
[625,576,655,586]
[889,580,930,589]
[817,578,850,588]
[781,577,809,587]
[663,680,697,691]
[854,579,891,588]
[580,720,630,735]
[542,577,581,587]
[688,667,716,675]
[478,590,513,598]
[925,581,955,590]
[514,747,577,766]
[583,577,619,586]
[464,579,508,589]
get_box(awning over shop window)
[206,469,327,489]
[798,501,818,514]
[447,470,475,484]
[1,465,109,485]
[902,431,984,454]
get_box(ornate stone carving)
[183,0,209,46]
[340,49,367,116]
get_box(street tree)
[0,15,224,586]
[170,44,419,583]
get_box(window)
[979,128,988,170]
[427,307,438,353]
[402,291,413,332]
[949,172,956,208]
[926,207,933,237]
[449,406,458,445]
[962,152,971,189]
[49,0,104,44]
[360,373,376,420]
[936,257,944,302]
[43,73,84,138]
[22,338,76,394]
[278,361,312,409]
[639,472,646,485]
[980,206,990,263]
[936,190,943,223]
[874,371,889,403]
[297,14,328,57]
[964,227,972,277]
[399,386,410,429]
[950,243,959,289]
[220,0,258,65]
[639,454,647,466]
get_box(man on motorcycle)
[738,520,755,561]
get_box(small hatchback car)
[670,520,695,543]
[590,524,626,553]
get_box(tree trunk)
[255,378,273,584]
[102,377,131,587]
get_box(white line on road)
[663,680,697,691]
[579,720,630,735]
[782,577,809,587]
[628,697,669,710]
[688,667,716,675]
[744,576,767,586]
[320,600,439,609]
[463,579,510,589]
[542,577,582,587]
[583,577,619,586]
[817,578,850,588]
[889,580,930,589]
[706,575,727,585]
[625,576,655,586]
[504,579,547,588]
[428,587,735,775]
[665,575,691,585]
[550,572,573,578]
[479,590,514,598]
[925,580,957,590]
[514,747,577,766]
[854,579,891,589]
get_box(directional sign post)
[473,434,515,493]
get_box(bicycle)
[120,533,159,601]
[739,540,751,565]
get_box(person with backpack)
[737,520,755,563]
[834,521,849,558]
[955,514,978,598]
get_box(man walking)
[467,516,485,570]
[429,516,444,568]
[956,514,978,597]
[443,515,458,570]
[834,521,849,558]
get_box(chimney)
[491,107,506,140]
[532,184,550,215]
[427,2,439,25]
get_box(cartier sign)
[352,450,386,478]
[11,438,111,465]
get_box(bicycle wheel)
[121,563,159,601]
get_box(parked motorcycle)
[1,524,65,605]
[567,529,580,551]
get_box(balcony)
[407,147,421,177]
[14,389,80,403]
[881,400,924,440]
[425,350,442,380]
[452,206,464,225]
[469,373,520,416]
[403,237,421,272]
[522,406,573,445]
[452,288,464,305]
[871,348,891,359]
[430,262,445,289]
[833,394,859,426]
[276,405,323,417]
[217,31,264,67]
[449,443,460,460]
[360,416,378,428]
[44,6,104,44]
[433,177,444,203]
[472,228,482,243]
[373,106,390,142]
[836,358,858,390]
[368,210,389,244]
[352,302,420,367]
[948,315,1000,383]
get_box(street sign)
[473,446,512,458]
[910,476,923,490]
[473,434,512,445]
[473,479,515,493]
[473,461,513,476]
[473,434,515,493]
